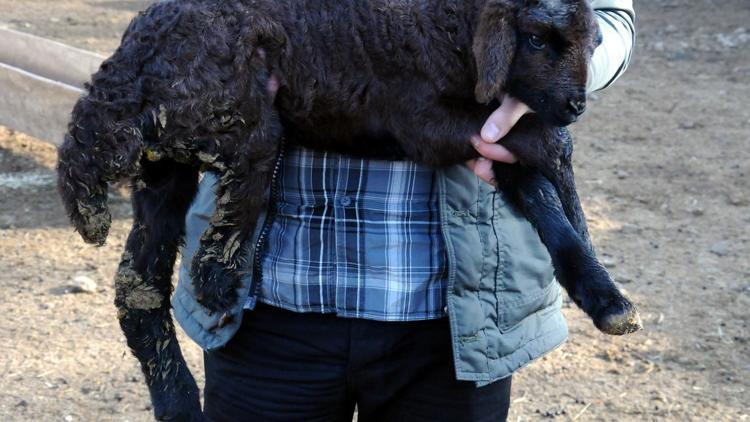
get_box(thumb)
[480,96,531,143]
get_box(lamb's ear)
[473,0,518,103]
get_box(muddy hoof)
[594,296,643,335]
[149,365,204,421]
[74,198,111,246]
[152,388,204,422]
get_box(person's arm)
[588,0,635,92]
[468,1,635,183]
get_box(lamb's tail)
[57,96,147,245]
[57,0,178,245]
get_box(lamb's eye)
[528,34,546,50]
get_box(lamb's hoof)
[191,253,239,315]
[152,393,204,422]
[150,375,205,421]
[74,197,111,246]
[593,295,643,335]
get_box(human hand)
[466,95,532,185]
[267,73,280,98]
[258,48,280,98]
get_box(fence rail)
[0,28,105,146]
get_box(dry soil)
[0,0,748,420]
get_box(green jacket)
[174,165,565,385]
[173,0,635,385]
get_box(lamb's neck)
[402,0,488,93]
[415,0,488,49]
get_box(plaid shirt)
[247,145,448,321]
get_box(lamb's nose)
[567,98,586,116]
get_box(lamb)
[56,0,642,419]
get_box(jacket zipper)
[249,139,286,301]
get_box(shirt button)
[339,196,352,207]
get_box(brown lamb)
[56,0,642,419]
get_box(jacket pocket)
[496,280,558,333]
[490,191,558,333]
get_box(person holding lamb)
[56,0,637,419]
[172,0,636,420]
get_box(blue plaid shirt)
[247,145,448,321]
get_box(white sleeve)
[587,0,636,92]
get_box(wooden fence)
[0,27,104,146]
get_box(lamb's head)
[473,0,601,126]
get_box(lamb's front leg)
[492,164,642,335]
[540,128,595,252]
[190,111,282,320]
[501,118,592,247]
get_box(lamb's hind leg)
[189,103,282,320]
[492,163,642,335]
[116,158,203,421]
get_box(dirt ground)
[0,0,748,420]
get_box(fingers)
[471,135,517,164]
[479,96,530,143]
[257,48,280,99]
[267,73,280,98]
[468,95,530,186]
[465,158,496,186]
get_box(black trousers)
[204,303,511,422]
